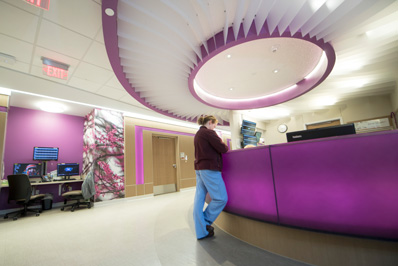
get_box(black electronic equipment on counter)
[286,124,356,142]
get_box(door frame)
[151,133,181,192]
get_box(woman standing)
[193,115,229,240]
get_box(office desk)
[0,179,84,211]
[1,179,83,196]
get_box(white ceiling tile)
[0,1,39,43]
[106,76,125,91]
[30,64,69,84]
[42,0,101,39]
[0,60,29,73]
[83,41,112,70]
[95,27,105,44]
[68,76,102,92]
[37,20,92,59]
[0,34,33,64]
[72,62,114,85]
[96,86,127,100]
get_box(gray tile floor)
[0,189,311,266]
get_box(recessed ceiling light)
[38,101,66,113]
[0,87,11,95]
[273,69,279,73]
[105,8,115,16]
[271,45,280,53]
[229,87,233,91]
[226,54,231,59]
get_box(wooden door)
[152,136,177,195]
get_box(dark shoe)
[198,230,214,240]
[206,225,214,232]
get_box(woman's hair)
[197,115,218,126]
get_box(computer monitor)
[255,132,262,142]
[13,163,42,177]
[57,163,80,179]
[33,147,59,161]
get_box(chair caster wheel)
[61,207,64,211]
[71,209,75,212]
[36,213,40,217]
[13,217,18,221]
[4,215,8,219]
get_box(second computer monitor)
[57,163,80,179]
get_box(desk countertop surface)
[1,179,83,188]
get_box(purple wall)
[222,131,398,240]
[3,107,84,177]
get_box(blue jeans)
[193,170,228,239]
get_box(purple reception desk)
[222,146,278,223]
[222,130,398,240]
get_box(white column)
[229,110,241,150]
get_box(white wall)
[391,87,398,113]
[263,95,393,145]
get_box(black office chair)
[60,190,91,212]
[61,172,95,212]
[4,174,46,221]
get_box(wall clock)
[277,124,288,133]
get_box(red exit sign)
[42,65,68,80]
[24,0,50,11]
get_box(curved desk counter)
[221,130,398,240]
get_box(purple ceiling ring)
[101,0,202,124]
[188,22,336,110]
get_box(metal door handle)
[172,164,177,168]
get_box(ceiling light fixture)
[0,87,12,96]
[105,8,115,16]
[273,69,279,73]
[0,53,16,65]
[226,54,231,58]
[229,87,233,91]
[304,51,326,80]
[194,79,298,103]
[38,101,66,113]
[271,45,280,53]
